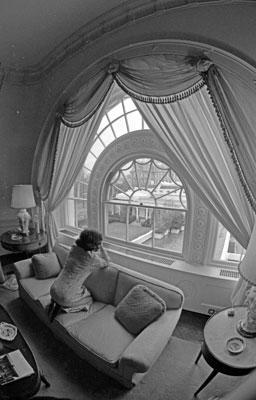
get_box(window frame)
[56,96,242,270]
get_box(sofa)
[13,243,184,388]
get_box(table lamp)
[11,184,36,236]
[237,223,256,337]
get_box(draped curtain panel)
[31,52,256,302]
[32,85,113,248]
[44,105,107,247]
[134,86,254,250]
[204,66,256,214]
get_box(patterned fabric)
[115,284,166,335]
[50,245,108,310]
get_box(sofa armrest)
[119,308,182,373]
[13,258,34,280]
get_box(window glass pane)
[127,111,142,131]
[123,98,136,112]
[112,117,128,137]
[154,210,185,253]
[130,190,155,207]
[107,103,123,122]
[105,203,126,241]
[75,199,88,229]
[100,127,115,146]
[143,120,149,130]
[97,115,109,133]
[84,152,96,170]
[155,188,187,209]
[214,223,245,262]
[128,206,152,247]
[66,199,76,226]
[90,139,104,157]
[138,209,184,253]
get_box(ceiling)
[0,0,126,69]
[1,0,256,85]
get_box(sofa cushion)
[37,294,51,310]
[32,252,61,279]
[114,270,183,310]
[84,267,118,304]
[115,285,166,335]
[19,277,56,300]
[54,302,107,328]
[53,244,69,268]
[66,304,134,364]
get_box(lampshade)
[11,185,36,209]
[238,223,256,285]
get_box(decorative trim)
[238,262,254,287]
[4,0,256,85]
[202,66,256,214]
[114,73,205,103]
[190,197,209,264]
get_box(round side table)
[0,230,47,254]
[0,230,48,284]
[194,306,256,397]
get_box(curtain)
[204,66,256,213]
[32,51,256,280]
[31,54,202,246]
[134,85,254,251]
[202,65,256,304]
[44,107,107,248]
[32,85,113,248]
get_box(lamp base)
[237,320,256,338]
[17,208,31,236]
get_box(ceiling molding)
[3,0,255,86]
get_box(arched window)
[58,96,244,267]
[104,158,187,254]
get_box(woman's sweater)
[50,244,109,310]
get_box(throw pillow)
[32,252,61,280]
[114,284,166,335]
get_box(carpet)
[3,297,245,400]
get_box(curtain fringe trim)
[202,68,256,214]
[114,74,205,104]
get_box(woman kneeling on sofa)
[50,229,110,314]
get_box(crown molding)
[3,0,254,86]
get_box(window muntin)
[105,158,187,254]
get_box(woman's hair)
[75,229,102,251]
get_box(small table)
[194,306,256,397]
[0,231,47,255]
[0,231,47,283]
[0,305,50,399]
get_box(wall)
[0,81,43,246]
[1,1,256,253]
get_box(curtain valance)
[61,54,204,127]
